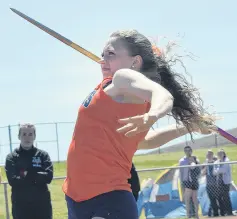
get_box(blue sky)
[1,0,237,161]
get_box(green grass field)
[0,145,236,219]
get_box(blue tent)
[137,165,186,218]
[137,165,237,218]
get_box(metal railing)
[1,161,237,219]
[0,176,66,219]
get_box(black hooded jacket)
[5,146,53,202]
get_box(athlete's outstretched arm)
[137,121,213,150]
[137,124,188,150]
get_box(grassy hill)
[0,145,236,219]
[160,128,237,154]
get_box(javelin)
[10,8,101,63]
[10,8,237,145]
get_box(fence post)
[185,135,188,146]
[55,123,60,163]
[8,125,12,153]
[3,183,10,219]
[215,134,218,147]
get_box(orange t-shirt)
[62,78,150,202]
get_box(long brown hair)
[111,30,214,139]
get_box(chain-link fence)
[137,161,237,219]
[1,112,237,165]
[0,122,75,165]
[1,161,237,219]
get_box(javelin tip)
[9,7,101,63]
[10,8,21,16]
[10,8,16,12]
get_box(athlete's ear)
[132,55,143,71]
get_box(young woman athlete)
[62,30,215,219]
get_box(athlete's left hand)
[116,113,158,137]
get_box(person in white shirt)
[179,146,200,218]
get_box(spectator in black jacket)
[5,123,53,219]
[128,163,140,201]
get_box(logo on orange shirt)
[82,90,96,108]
